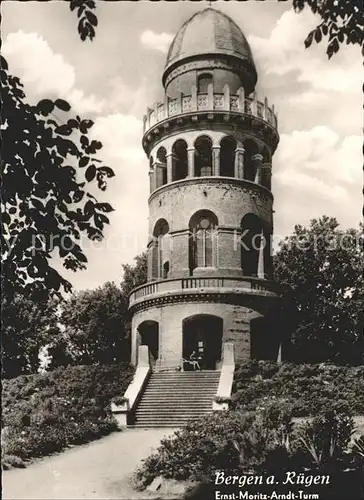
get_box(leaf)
[31,199,45,212]
[85,164,96,182]
[314,27,322,43]
[55,125,73,136]
[67,118,79,129]
[73,191,85,203]
[37,99,55,116]
[98,166,115,178]
[84,200,95,216]
[79,119,94,134]
[1,55,9,70]
[79,156,90,168]
[74,250,88,263]
[54,99,71,112]
[2,212,11,225]
[80,135,89,147]
[85,10,98,26]
[95,202,114,213]
[304,30,314,49]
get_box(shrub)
[136,406,362,493]
[294,409,355,471]
[135,408,295,489]
[232,361,364,417]
[2,362,134,468]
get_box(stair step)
[129,371,220,428]
[136,408,212,412]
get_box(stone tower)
[129,8,281,371]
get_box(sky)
[3,0,362,291]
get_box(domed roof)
[165,8,255,70]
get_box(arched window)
[197,73,213,93]
[152,219,170,279]
[220,136,236,177]
[243,139,259,182]
[156,147,167,187]
[195,136,212,177]
[240,214,263,276]
[172,139,188,181]
[189,210,218,271]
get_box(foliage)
[352,435,364,459]
[2,293,60,379]
[48,254,147,368]
[2,362,134,468]
[49,282,130,367]
[120,252,148,338]
[293,0,364,58]
[295,409,355,469]
[1,55,115,300]
[111,395,129,406]
[135,406,360,491]
[70,0,98,41]
[120,252,148,297]
[231,360,364,417]
[274,217,364,364]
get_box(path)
[3,428,176,500]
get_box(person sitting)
[189,350,202,371]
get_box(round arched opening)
[195,136,212,177]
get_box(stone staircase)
[131,371,220,428]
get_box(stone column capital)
[212,145,221,150]
[252,153,263,161]
[235,147,245,153]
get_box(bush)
[135,407,294,489]
[293,409,356,471]
[2,362,134,468]
[136,406,362,494]
[232,361,364,417]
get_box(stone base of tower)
[130,287,281,370]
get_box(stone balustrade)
[129,275,279,308]
[143,85,277,134]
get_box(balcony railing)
[143,86,277,134]
[129,276,279,307]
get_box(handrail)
[129,275,278,306]
[143,85,277,134]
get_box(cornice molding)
[130,289,279,314]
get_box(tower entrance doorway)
[182,315,223,370]
[137,321,159,367]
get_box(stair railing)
[111,345,151,427]
[213,343,235,411]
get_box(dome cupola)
[163,8,257,97]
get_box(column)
[148,169,156,193]
[262,162,272,190]
[257,229,265,279]
[234,147,245,178]
[155,163,163,189]
[212,146,220,176]
[187,148,195,177]
[166,153,173,183]
[252,154,263,184]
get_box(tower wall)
[130,8,281,368]
[131,299,279,367]
[147,180,273,278]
